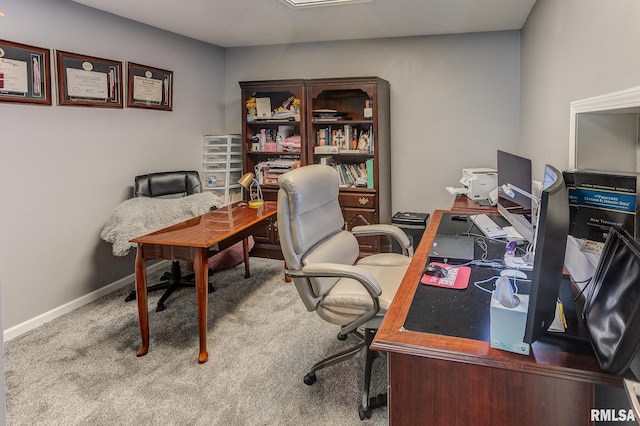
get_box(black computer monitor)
[497,150,532,210]
[523,165,570,344]
[497,150,534,242]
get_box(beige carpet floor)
[4,257,387,425]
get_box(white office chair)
[277,164,412,419]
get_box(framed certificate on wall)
[0,39,52,105]
[126,62,172,111]
[55,50,123,108]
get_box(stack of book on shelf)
[314,124,374,154]
[280,135,301,152]
[257,158,301,185]
[313,109,347,121]
[333,160,374,188]
[271,110,296,120]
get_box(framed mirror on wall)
[569,86,640,173]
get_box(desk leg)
[194,247,209,364]
[243,237,251,278]
[135,244,149,357]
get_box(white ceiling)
[71,0,537,48]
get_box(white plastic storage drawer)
[204,136,232,145]
[229,152,243,162]
[204,144,228,155]
[203,172,227,188]
[204,154,229,163]
[229,170,242,184]
[228,159,243,170]
[206,188,227,200]
[203,162,228,172]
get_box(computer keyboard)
[470,214,507,238]
[511,213,534,232]
[503,226,526,242]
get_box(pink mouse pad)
[420,262,471,290]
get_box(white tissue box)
[490,294,530,355]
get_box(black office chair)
[124,170,214,311]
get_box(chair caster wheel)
[124,291,136,302]
[155,302,166,312]
[337,333,348,341]
[359,405,372,420]
[303,373,317,385]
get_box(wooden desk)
[450,194,498,213]
[131,201,277,363]
[450,194,530,214]
[371,210,621,425]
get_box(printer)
[448,168,498,201]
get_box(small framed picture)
[0,39,52,105]
[55,50,123,108]
[126,62,172,111]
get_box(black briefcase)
[583,226,640,378]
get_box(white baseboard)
[3,261,170,342]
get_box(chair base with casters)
[124,260,215,312]
[301,317,387,420]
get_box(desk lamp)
[501,183,538,206]
[501,183,540,265]
[238,172,264,208]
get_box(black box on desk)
[563,169,640,242]
[391,212,429,253]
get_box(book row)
[332,160,374,189]
[315,124,374,153]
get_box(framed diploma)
[0,39,52,105]
[126,62,173,111]
[55,50,122,108]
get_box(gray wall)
[520,0,640,179]
[224,32,521,215]
[0,0,226,330]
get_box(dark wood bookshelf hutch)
[240,77,391,259]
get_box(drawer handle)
[358,197,370,206]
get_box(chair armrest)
[289,262,382,334]
[295,263,382,298]
[351,224,413,256]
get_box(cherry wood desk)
[451,194,529,214]
[371,209,621,425]
[450,194,498,213]
[131,201,277,363]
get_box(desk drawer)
[339,192,376,209]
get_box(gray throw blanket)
[100,192,224,256]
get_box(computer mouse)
[500,269,528,279]
[423,264,448,278]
